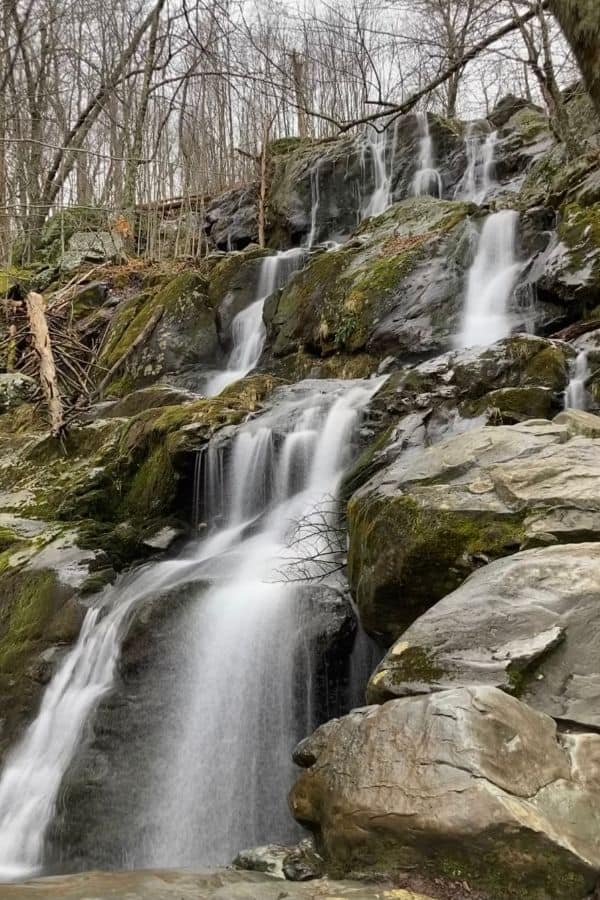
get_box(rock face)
[347,415,600,641]
[264,197,474,363]
[99,271,220,394]
[368,544,600,730]
[290,687,600,899]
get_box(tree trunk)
[25,291,66,437]
[549,0,600,116]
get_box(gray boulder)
[60,231,125,272]
[368,543,600,732]
[204,184,258,251]
[347,414,600,641]
[290,686,600,899]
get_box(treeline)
[0,0,596,263]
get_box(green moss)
[0,570,71,672]
[341,427,393,502]
[348,493,524,640]
[462,386,554,423]
[207,247,269,308]
[387,646,446,684]
[558,201,600,286]
[126,444,177,517]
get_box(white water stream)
[205,248,305,396]
[0,375,383,880]
[565,350,590,410]
[362,124,397,219]
[455,124,497,203]
[456,210,521,349]
[412,112,442,198]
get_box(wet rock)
[265,197,473,361]
[290,686,600,899]
[368,543,600,731]
[283,838,324,881]
[0,373,37,412]
[347,415,600,641]
[0,868,436,899]
[233,844,288,878]
[204,184,259,251]
[99,272,220,394]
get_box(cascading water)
[456,210,522,349]
[412,112,442,198]
[0,377,383,880]
[455,124,497,203]
[565,350,590,410]
[362,123,397,219]
[204,248,304,396]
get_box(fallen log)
[94,304,164,399]
[551,318,600,341]
[25,291,67,437]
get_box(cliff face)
[0,88,599,898]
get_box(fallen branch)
[551,318,600,341]
[25,291,67,437]
[94,304,164,399]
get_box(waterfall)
[455,124,497,203]
[362,123,397,219]
[306,163,321,248]
[205,248,304,396]
[565,350,589,410]
[412,112,442,198]
[456,210,521,349]
[0,377,383,880]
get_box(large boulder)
[60,231,125,272]
[204,184,259,251]
[368,543,600,731]
[264,197,474,362]
[347,415,600,641]
[98,272,220,394]
[290,686,600,899]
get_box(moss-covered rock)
[265,198,473,361]
[98,271,218,394]
[346,418,598,642]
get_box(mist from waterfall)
[0,375,383,880]
[565,350,590,411]
[412,112,442,198]
[205,248,304,396]
[456,210,521,349]
[455,124,497,203]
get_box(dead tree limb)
[303,1,551,133]
[94,304,164,399]
[25,291,66,437]
[551,318,600,341]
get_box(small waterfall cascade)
[0,377,383,880]
[456,210,522,349]
[0,563,187,882]
[412,111,442,198]
[305,163,321,248]
[205,248,304,396]
[141,378,384,866]
[362,123,397,219]
[455,124,497,203]
[565,350,590,410]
